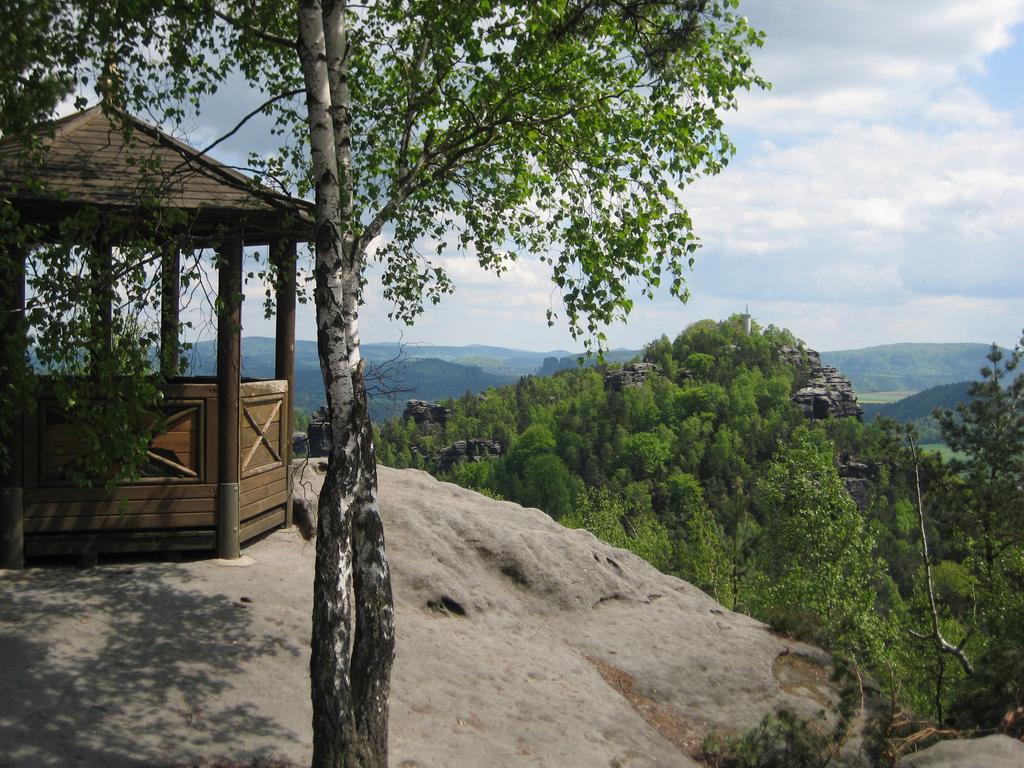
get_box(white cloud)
[923,86,1011,128]
[739,0,1024,102]
[234,2,1024,353]
[617,1,1021,352]
[690,119,1024,288]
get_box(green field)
[919,443,967,462]
[858,390,917,404]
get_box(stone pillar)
[216,237,243,559]
[1,247,25,569]
[272,239,297,527]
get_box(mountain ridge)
[821,342,1010,392]
[184,337,642,421]
[179,336,1010,421]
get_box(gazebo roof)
[0,105,313,243]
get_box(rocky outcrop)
[839,456,873,511]
[6,462,1003,768]
[604,362,658,391]
[305,407,333,457]
[793,365,863,421]
[437,438,504,472]
[780,344,862,421]
[783,345,863,422]
[783,345,870,505]
[295,465,886,767]
[901,734,1024,768]
[403,399,453,433]
[779,345,821,369]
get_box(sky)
[186,1,1024,353]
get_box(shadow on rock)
[0,563,302,767]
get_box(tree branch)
[191,89,303,161]
[214,9,297,49]
[905,431,975,680]
[397,25,432,179]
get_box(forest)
[377,316,1024,740]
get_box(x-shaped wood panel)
[145,405,199,478]
[242,400,282,470]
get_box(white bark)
[321,0,361,368]
[904,433,973,722]
[298,3,395,765]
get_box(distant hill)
[362,342,573,377]
[360,342,640,377]
[821,342,1008,392]
[860,381,974,442]
[537,349,640,375]
[365,358,520,421]
[185,338,640,422]
[871,381,974,422]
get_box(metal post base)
[217,482,240,559]
[0,487,24,570]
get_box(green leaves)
[562,487,673,572]
[753,427,889,662]
[153,0,765,344]
[3,0,768,352]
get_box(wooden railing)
[19,378,289,555]
[238,380,289,542]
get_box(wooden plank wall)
[239,380,288,542]
[22,379,290,555]
[23,381,219,554]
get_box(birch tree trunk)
[298,2,395,765]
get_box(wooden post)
[89,241,114,367]
[273,239,297,527]
[216,237,243,559]
[160,243,181,378]
[1,247,25,569]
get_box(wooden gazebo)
[0,105,314,568]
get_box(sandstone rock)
[842,477,872,511]
[604,362,658,391]
[778,345,822,369]
[305,407,333,457]
[839,459,871,479]
[778,345,801,368]
[437,438,503,472]
[900,734,1024,768]
[791,354,863,422]
[4,463,939,767]
[294,465,884,767]
[780,344,861,421]
[839,457,873,511]
[402,400,453,433]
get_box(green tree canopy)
[753,428,888,660]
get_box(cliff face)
[402,399,453,433]
[604,362,659,391]
[436,438,503,472]
[782,346,864,422]
[298,465,878,767]
[780,345,870,507]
